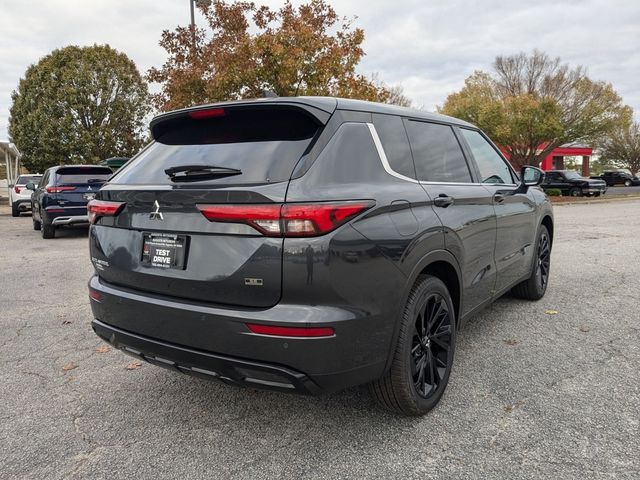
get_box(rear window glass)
[17,175,41,185]
[111,108,320,186]
[56,167,112,184]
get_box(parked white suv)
[10,174,42,217]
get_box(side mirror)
[26,182,36,191]
[521,166,545,187]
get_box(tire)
[11,203,20,217]
[41,222,55,239]
[370,275,456,416]
[594,193,601,197]
[511,225,551,300]
[569,187,581,197]
[624,179,632,187]
[33,218,41,230]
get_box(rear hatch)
[90,104,329,308]
[51,166,112,207]
[14,175,42,200]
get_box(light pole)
[189,0,211,51]
[189,0,196,50]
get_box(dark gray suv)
[88,97,553,415]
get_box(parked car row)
[6,97,558,416]
[541,170,608,197]
[28,165,113,238]
[9,159,128,237]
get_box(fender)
[527,212,553,276]
[382,248,463,373]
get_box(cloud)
[1,0,638,143]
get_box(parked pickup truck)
[542,170,607,197]
[590,170,640,187]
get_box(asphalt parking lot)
[1,199,639,479]
[603,185,640,196]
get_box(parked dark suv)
[29,165,113,238]
[591,170,640,187]
[88,98,553,415]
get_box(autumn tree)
[598,121,640,175]
[9,45,151,172]
[440,50,631,167]
[147,0,410,111]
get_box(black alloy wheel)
[370,275,456,415]
[410,293,452,399]
[535,229,551,293]
[511,224,552,300]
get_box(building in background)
[503,142,594,176]
[0,140,22,203]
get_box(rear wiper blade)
[165,164,242,182]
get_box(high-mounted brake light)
[246,324,335,338]
[87,199,126,224]
[46,186,76,193]
[189,108,226,120]
[196,201,374,237]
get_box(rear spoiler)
[150,99,337,142]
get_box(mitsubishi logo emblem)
[87,186,92,191]
[150,200,164,220]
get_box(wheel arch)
[541,214,554,246]
[382,250,463,373]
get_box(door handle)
[493,193,505,204]
[433,194,454,208]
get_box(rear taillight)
[46,186,76,193]
[14,186,21,194]
[196,201,374,237]
[246,323,335,338]
[87,199,125,224]
[88,289,102,301]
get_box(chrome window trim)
[366,122,517,187]
[366,123,420,184]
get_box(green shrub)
[545,188,562,197]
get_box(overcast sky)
[1,0,639,140]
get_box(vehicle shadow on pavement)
[51,226,90,239]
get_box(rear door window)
[112,108,321,186]
[545,172,562,183]
[404,120,472,183]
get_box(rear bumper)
[92,319,321,393]
[51,214,89,226]
[582,187,606,194]
[12,200,32,210]
[88,275,389,393]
